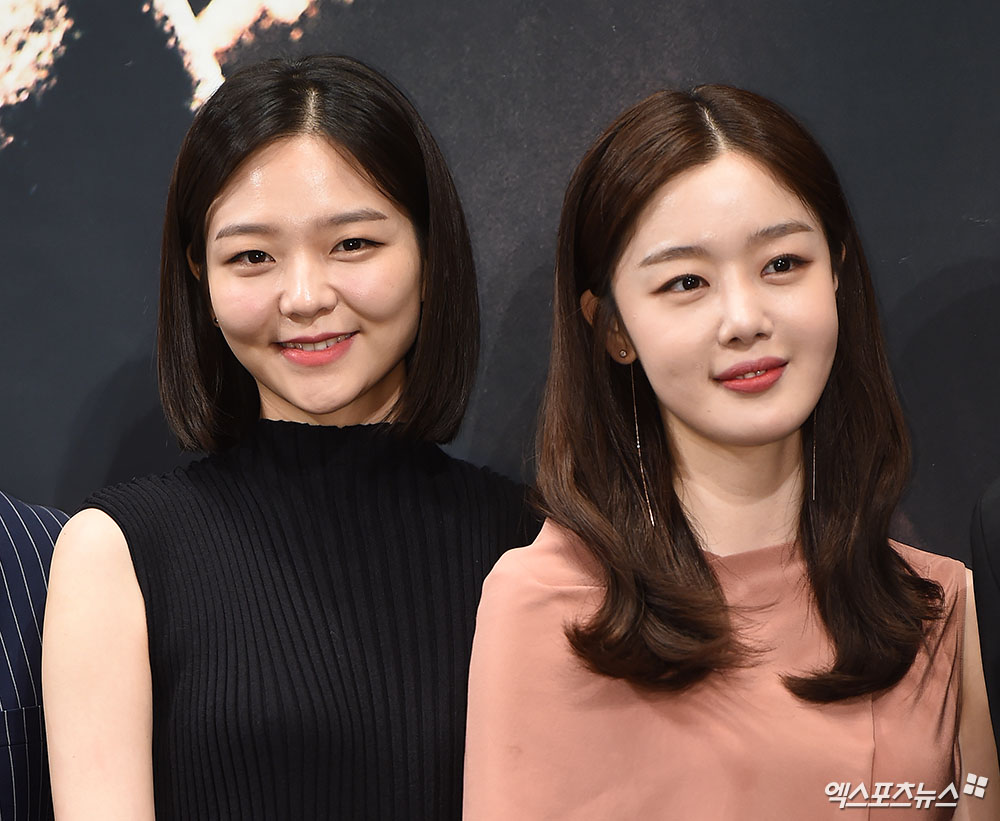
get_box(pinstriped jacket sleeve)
[0,491,68,821]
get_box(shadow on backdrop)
[453,257,553,486]
[888,258,1000,564]
[55,356,188,512]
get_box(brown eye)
[228,249,274,265]
[763,255,805,274]
[336,237,380,253]
[663,274,706,293]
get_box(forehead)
[205,134,391,232]
[630,151,820,246]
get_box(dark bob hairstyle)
[158,55,478,451]
[537,85,942,702]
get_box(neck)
[670,427,804,557]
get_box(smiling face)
[608,151,839,452]
[202,134,423,427]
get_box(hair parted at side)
[538,84,943,702]
[158,54,479,451]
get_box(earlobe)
[580,290,599,326]
[580,289,636,364]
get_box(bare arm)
[955,568,1000,821]
[42,508,154,820]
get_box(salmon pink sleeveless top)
[464,521,965,820]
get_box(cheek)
[627,308,705,374]
[350,261,422,324]
[802,290,840,359]
[626,313,710,410]
[209,278,275,337]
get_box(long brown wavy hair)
[537,85,942,702]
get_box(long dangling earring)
[631,364,655,527]
[811,409,817,502]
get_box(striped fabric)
[0,491,67,821]
[86,420,539,819]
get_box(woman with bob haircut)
[464,86,999,819]
[42,55,537,820]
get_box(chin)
[719,423,805,449]
[686,412,801,448]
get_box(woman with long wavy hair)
[464,86,999,819]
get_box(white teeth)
[281,334,352,351]
[734,370,766,379]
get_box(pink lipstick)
[278,332,356,366]
[714,357,787,394]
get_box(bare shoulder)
[54,507,129,557]
[44,509,154,818]
[45,506,146,659]
[48,509,141,604]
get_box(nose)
[716,273,772,347]
[277,253,338,320]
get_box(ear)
[580,289,636,364]
[186,246,202,281]
[185,245,219,326]
[833,244,846,292]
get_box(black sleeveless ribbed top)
[85,420,539,820]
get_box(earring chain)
[811,410,817,502]
[631,364,655,527]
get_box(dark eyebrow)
[214,223,277,241]
[214,208,389,241]
[639,244,710,267]
[320,208,389,228]
[638,221,815,267]
[747,220,814,245]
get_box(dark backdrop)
[2,1,998,564]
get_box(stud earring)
[619,349,628,358]
[631,364,655,527]
[212,316,220,327]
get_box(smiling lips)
[278,332,357,365]
[714,357,787,394]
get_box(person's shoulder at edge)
[0,489,69,527]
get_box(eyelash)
[227,249,273,265]
[335,237,381,253]
[661,274,705,293]
[224,238,382,265]
[763,254,807,274]
[659,254,809,292]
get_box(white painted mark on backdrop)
[0,0,74,149]
[144,0,342,109]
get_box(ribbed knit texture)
[85,420,538,820]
